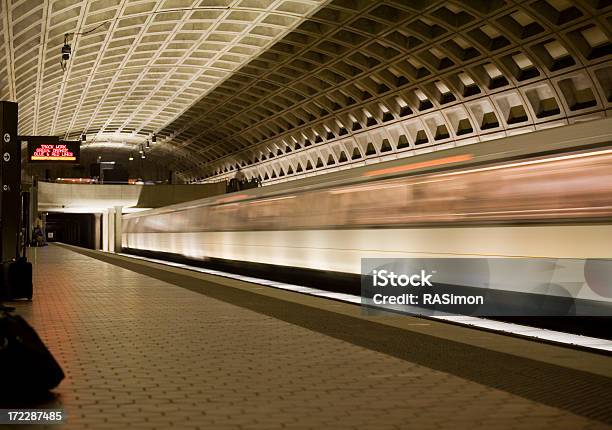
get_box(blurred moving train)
[123,119,612,314]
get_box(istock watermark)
[370,269,484,306]
[361,258,612,317]
[372,269,434,287]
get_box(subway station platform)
[7,244,612,430]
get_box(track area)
[118,247,612,352]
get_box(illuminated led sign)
[28,141,80,163]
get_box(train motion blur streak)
[123,146,612,276]
[124,149,612,231]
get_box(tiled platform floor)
[3,245,611,429]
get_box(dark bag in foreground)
[0,311,64,392]
[0,258,33,300]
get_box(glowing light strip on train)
[363,148,612,181]
[363,154,474,177]
[440,148,612,178]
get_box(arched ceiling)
[2,0,611,183]
[0,0,327,158]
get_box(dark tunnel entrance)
[45,213,95,249]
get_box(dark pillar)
[0,101,19,261]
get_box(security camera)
[61,43,71,61]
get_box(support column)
[102,210,109,252]
[0,101,19,261]
[114,206,122,253]
[94,213,101,250]
[107,207,115,253]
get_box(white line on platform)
[117,252,612,353]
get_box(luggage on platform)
[0,257,33,300]
[0,310,65,392]
[1,206,34,301]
